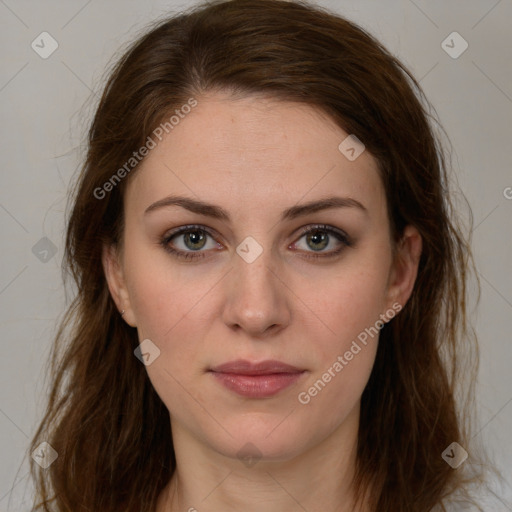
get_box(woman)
[30,0,492,510]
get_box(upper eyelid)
[164,224,221,242]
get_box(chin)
[201,411,331,464]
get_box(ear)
[102,243,137,327]
[384,225,422,312]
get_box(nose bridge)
[221,235,290,335]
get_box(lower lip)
[210,372,304,398]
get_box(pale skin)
[103,92,422,512]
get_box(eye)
[290,224,352,259]
[160,225,222,261]
[160,223,352,262]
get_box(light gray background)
[0,0,511,509]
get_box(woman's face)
[104,92,420,463]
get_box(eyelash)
[160,224,353,261]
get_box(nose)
[221,245,291,338]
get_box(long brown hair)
[30,1,485,510]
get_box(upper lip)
[210,359,304,375]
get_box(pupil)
[185,231,206,250]
[307,231,328,251]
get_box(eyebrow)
[144,194,368,221]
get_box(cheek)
[127,270,208,365]
[123,235,204,335]
[123,256,213,416]
[293,245,392,411]
[123,241,221,378]
[295,278,383,424]
[302,259,391,358]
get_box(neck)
[157,404,369,512]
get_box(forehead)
[126,93,385,218]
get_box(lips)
[209,359,305,398]
[210,359,303,375]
